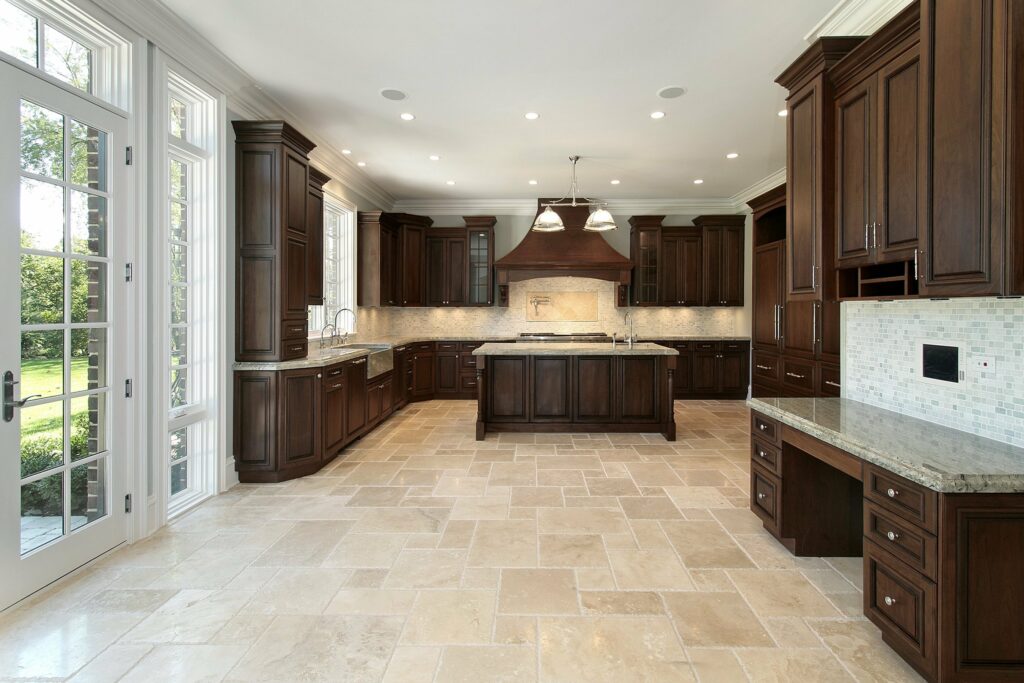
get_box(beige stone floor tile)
[209,614,274,645]
[343,462,406,485]
[663,591,773,647]
[580,591,664,615]
[663,520,756,569]
[630,520,673,549]
[624,462,685,485]
[122,589,253,644]
[66,643,154,683]
[538,533,608,567]
[122,643,248,682]
[576,566,617,590]
[381,646,442,683]
[389,469,445,486]
[730,570,842,618]
[323,588,417,615]
[401,590,496,644]
[351,507,449,534]
[499,568,578,615]
[493,615,536,644]
[438,519,476,548]
[510,486,564,507]
[538,469,585,486]
[488,462,537,486]
[736,648,855,682]
[345,486,409,507]
[321,533,408,568]
[449,496,510,520]
[461,566,501,589]
[436,645,537,683]
[619,496,684,519]
[537,508,629,534]
[467,519,538,567]
[584,477,641,496]
[433,475,488,496]
[690,568,738,592]
[812,619,924,682]
[245,567,348,615]
[252,520,353,567]
[686,647,751,682]
[538,616,694,682]
[83,588,179,613]
[384,548,467,589]
[711,507,767,533]
[346,568,389,588]
[608,549,694,590]
[763,616,826,648]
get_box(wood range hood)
[493,199,632,306]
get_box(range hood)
[494,199,632,306]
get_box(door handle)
[864,223,869,250]
[3,371,41,422]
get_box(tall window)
[160,65,220,515]
[309,196,356,336]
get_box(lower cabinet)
[752,351,842,399]
[655,340,750,400]
[344,358,368,441]
[366,372,394,428]
[411,344,435,398]
[322,363,346,458]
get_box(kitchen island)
[472,342,678,441]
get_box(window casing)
[309,195,356,337]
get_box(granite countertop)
[639,336,750,342]
[748,397,1024,493]
[473,342,678,356]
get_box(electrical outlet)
[973,356,995,372]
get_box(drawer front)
[864,540,937,677]
[781,357,815,393]
[750,463,780,533]
[436,341,459,352]
[693,341,720,352]
[414,342,434,352]
[461,353,478,370]
[819,363,841,397]
[459,374,478,392]
[752,351,780,384]
[751,438,781,476]
[722,341,749,352]
[864,502,937,581]
[324,364,345,380]
[281,340,308,360]
[282,321,308,341]
[459,341,483,352]
[864,464,938,534]
[751,412,781,446]
[672,341,690,352]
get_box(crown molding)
[390,197,744,217]
[94,0,395,210]
[729,168,786,210]
[804,0,913,42]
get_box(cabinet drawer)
[459,341,483,352]
[436,341,459,351]
[751,438,781,476]
[459,374,478,392]
[864,540,937,677]
[864,502,937,581]
[282,340,308,360]
[461,353,478,370]
[324,364,345,380]
[781,357,815,393]
[413,342,434,352]
[693,341,720,352]
[819,363,841,396]
[750,463,780,534]
[864,464,938,534]
[671,341,690,351]
[751,412,781,446]
[722,341,748,352]
[282,321,308,341]
[752,351,780,384]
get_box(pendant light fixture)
[531,155,616,232]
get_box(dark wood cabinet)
[654,340,749,400]
[306,167,329,306]
[696,216,745,306]
[399,222,427,305]
[366,371,393,428]
[426,233,468,307]
[691,347,718,394]
[434,346,461,395]
[486,357,529,422]
[629,216,662,305]
[531,357,572,421]
[753,241,785,354]
[619,357,659,422]
[465,218,496,306]
[411,345,435,398]
[344,358,367,441]
[574,356,615,422]
[357,212,433,307]
[322,363,346,459]
[660,229,703,306]
[835,78,875,268]
[278,368,321,469]
[233,121,328,362]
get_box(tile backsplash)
[355,276,743,339]
[843,298,1024,447]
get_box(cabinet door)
[691,351,718,394]
[487,357,528,422]
[279,369,320,468]
[322,378,346,455]
[720,351,749,396]
[434,352,460,394]
[574,357,615,422]
[703,227,723,305]
[344,360,367,439]
[380,225,398,307]
[400,225,425,305]
[366,382,383,426]
[531,356,571,421]
[835,80,874,267]
[753,242,784,352]
[283,236,309,319]
[660,235,681,305]
[720,226,744,305]
[284,150,308,236]
[787,78,824,299]
[412,353,435,397]
[306,187,324,305]
[673,349,692,397]
[381,376,393,417]
[876,48,920,263]
[426,237,446,306]
[467,229,492,305]
[680,231,704,306]
[782,300,817,359]
[619,357,658,422]
[818,299,841,365]
[632,227,660,305]
[446,237,467,306]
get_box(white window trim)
[309,192,357,339]
[149,47,225,523]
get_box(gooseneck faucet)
[332,308,356,347]
[623,311,635,349]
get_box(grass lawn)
[20,358,90,438]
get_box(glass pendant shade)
[532,205,565,232]
[583,207,616,232]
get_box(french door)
[0,60,130,610]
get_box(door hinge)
[125,146,133,165]
[124,494,132,513]
[125,263,133,282]
[124,379,132,398]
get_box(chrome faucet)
[332,308,356,347]
[623,311,635,349]
[319,323,336,350]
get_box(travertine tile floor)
[0,400,924,682]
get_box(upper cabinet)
[233,120,329,362]
[426,217,495,307]
[628,215,745,307]
[918,0,1023,297]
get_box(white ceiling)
[160,0,838,201]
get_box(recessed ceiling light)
[400,112,415,121]
[528,179,538,185]
[693,178,704,185]
[429,155,440,161]
[357,161,366,167]
[341,149,352,155]
[524,112,539,120]
[657,85,686,99]
[445,180,456,185]
[380,88,406,101]
[778,109,788,117]
[650,111,666,119]
[610,179,621,185]
[726,153,739,159]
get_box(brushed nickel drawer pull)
[825,380,841,388]
[886,530,900,542]
[758,424,768,431]
[883,596,896,607]
[757,492,767,500]
[289,345,303,352]
[887,487,899,498]
[755,364,772,371]
[785,372,805,379]
[757,448,768,459]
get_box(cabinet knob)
[757,492,766,500]
[886,530,899,542]
[759,424,767,431]
[886,487,899,498]
[883,596,896,607]
[757,449,767,459]
[316,373,322,378]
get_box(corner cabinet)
[357,212,433,307]
[233,121,330,362]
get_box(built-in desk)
[748,398,1024,682]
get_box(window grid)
[309,197,356,336]
[167,153,192,416]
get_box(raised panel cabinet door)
[574,356,615,422]
[446,237,467,306]
[322,378,346,455]
[238,147,277,248]
[434,352,461,394]
[283,236,309,319]
[412,353,435,397]
[381,377,394,416]
[835,79,874,267]
[344,360,367,439]
[401,225,426,305]
[279,369,321,468]
[234,372,277,470]
[720,351,749,396]
[619,357,659,422]
[876,48,920,262]
[818,299,841,364]
[753,242,783,351]
[487,357,528,422]
[284,150,309,236]
[703,227,723,305]
[691,351,718,394]
[425,237,446,306]
[531,356,571,421]
[787,79,822,299]
[632,227,660,305]
[781,300,817,360]
[380,225,398,307]
[306,187,324,305]
[720,226,745,306]
[673,348,692,397]
[238,255,276,358]
[660,235,681,305]
[680,231,704,306]
[920,0,1003,295]
[366,382,383,426]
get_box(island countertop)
[748,397,1024,493]
[473,342,678,356]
